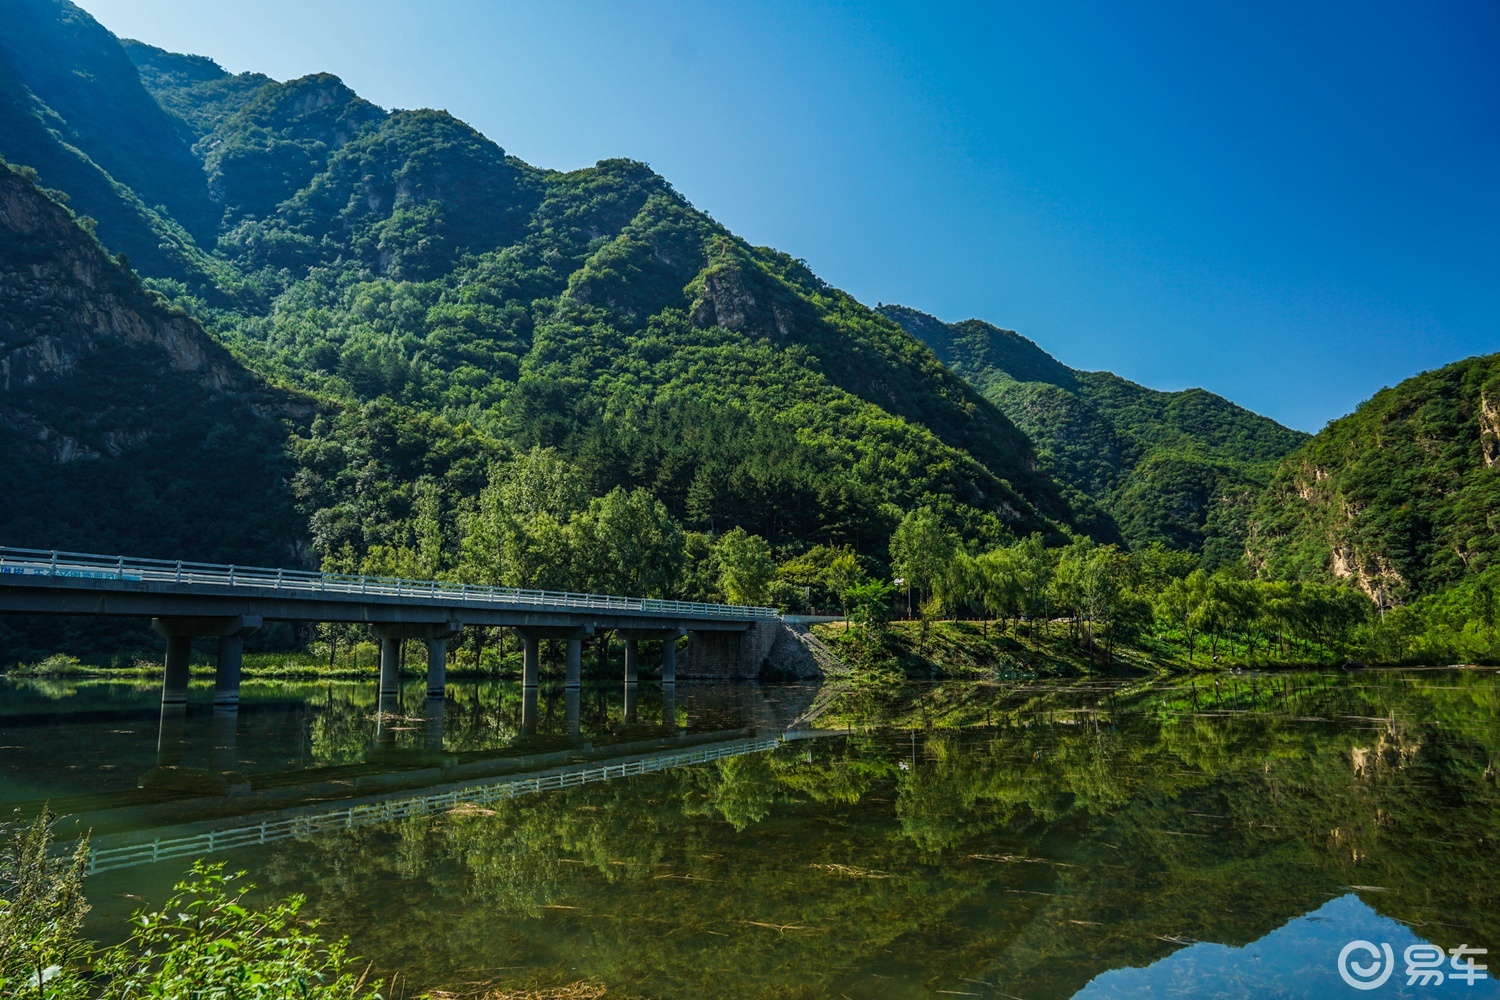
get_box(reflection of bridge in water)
[29,680,842,875]
[85,734,787,874]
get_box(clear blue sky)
[77,0,1498,432]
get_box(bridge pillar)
[566,639,582,689]
[161,635,192,710]
[152,615,261,712]
[370,622,462,701]
[426,638,447,698]
[522,636,539,688]
[623,678,638,723]
[624,639,639,683]
[617,627,684,682]
[214,636,244,713]
[379,637,400,699]
[514,626,592,688]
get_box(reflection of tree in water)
[307,687,376,763]
[680,753,777,831]
[439,686,522,750]
[261,671,1500,999]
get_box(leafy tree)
[1131,541,1198,594]
[571,487,686,597]
[846,579,897,633]
[714,527,775,606]
[890,507,961,612]
[1011,533,1056,637]
[1157,569,1209,662]
[460,449,588,590]
[828,549,866,622]
[972,547,1022,634]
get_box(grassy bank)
[814,617,1360,682]
[7,618,1365,683]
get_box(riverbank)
[813,618,1364,681]
[4,619,1396,682]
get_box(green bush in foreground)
[0,808,91,999]
[1,813,380,999]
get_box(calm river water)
[2,669,1497,998]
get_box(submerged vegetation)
[182,672,1500,994]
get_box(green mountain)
[0,0,1077,582]
[1245,353,1500,603]
[879,305,1309,564]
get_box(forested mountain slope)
[1245,353,1500,604]
[880,305,1308,563]
[0,0,1077,586]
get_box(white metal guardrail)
[0,546,779,622]
[84,736,783,874]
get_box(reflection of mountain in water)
[28,669,1500,998]
[1077,894,1500,999]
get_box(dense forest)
[0,0,1493,668]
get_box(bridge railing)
[0,546,779,621]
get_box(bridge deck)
[0,546,775,630]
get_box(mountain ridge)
[878,304,1309,564]
[0,157,303,562]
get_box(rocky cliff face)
[0,161,304,562]
[1245,354,1500,601]
[1481,390,1500,469]
[0,162,263,459]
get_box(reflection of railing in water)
[86,736,783,874]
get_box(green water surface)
[2,669,1497,998]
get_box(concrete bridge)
[0,546,792,712]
